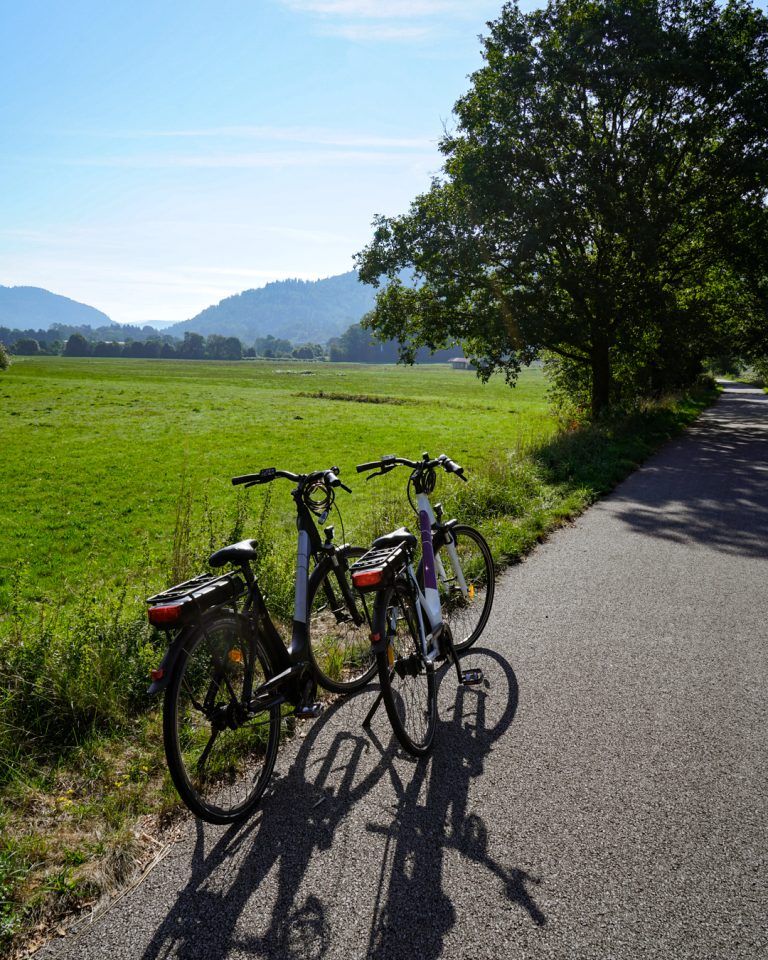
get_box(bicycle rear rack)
[146,571,245,629]
[350,543,410,593]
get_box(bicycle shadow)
[140,647,541,960]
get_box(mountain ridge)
[165,270,377,343]
[0,285,112,329]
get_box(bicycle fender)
[147,635,188,694]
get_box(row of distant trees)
[2,321,463,364]
[6,332,327,362]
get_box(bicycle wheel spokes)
[436,525,495,652]
[377,583,436,755]
[165,615,279,823]
[308,546,377,693]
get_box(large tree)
[356,0,768,414]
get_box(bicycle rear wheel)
[307,545,377,693]
[374,580,436,756]
[163,612,280,824]
[434,524,495,652]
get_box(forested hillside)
[166,271,377,343]
[0,285,111,329]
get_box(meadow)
[0,357,556,614]
[0,355,716,952]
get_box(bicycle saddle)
[208,538,258,568]
[370,527,418,551]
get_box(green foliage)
[10,338,40,355]
[0,342,9,370]
[356,0,768,415]
[63,332,92,357]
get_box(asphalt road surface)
[44,383,768,960]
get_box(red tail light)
[150,668,164,681]
[352,568,384,588]
[148,604,184,626]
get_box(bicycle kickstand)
[362,688,384,729]
[445,627,483,687]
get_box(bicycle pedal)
[295,702,324,719]
[460,668,483,686]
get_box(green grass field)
[0,357,555,613]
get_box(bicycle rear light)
[148,604,184,626]
[352,568,384,589]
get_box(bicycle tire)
[163,612,280,824]
[374,579,437,756]
[307,545,377,693]
[434,524,495,652]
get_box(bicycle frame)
[415,492,470,604]
[149,467,360,716]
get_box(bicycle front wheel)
[434,524,495,652]
[163,613,280,824]
[307,545,377,693]
[374,580,436,756]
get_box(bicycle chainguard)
[459,667,483,686]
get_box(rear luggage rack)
[146,572,245,628]
[350,543,410,592]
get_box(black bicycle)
[146,466,374,823]
[357,453,495,652]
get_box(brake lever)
[365,468,387,481]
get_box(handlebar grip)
[357,460,381,473]
[232,474,259,486]
[442,458,469,481]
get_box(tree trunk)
[590,343,611,417]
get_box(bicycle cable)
[303,478,335,519]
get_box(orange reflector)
[148,604,183,626]
[387,645,395,667]
[228,649,243,664]
[468,584,475,601]
[352,568,384,588]
[150,668,164,682]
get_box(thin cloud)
[278,0,494,41]
[281,1,470,15]
[102,126,434,150]
[324,22,431,40]
[62,148,439,170]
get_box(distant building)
[449,357,474,370]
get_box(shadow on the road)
[140,648,541,960]
[611,385,768,559]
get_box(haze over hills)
[1,271,385,345]
[166,271,378,344]
[0,285,112,329]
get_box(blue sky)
[0,0,527,325]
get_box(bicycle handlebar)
[232,466,351,492]
[356,453,468,482]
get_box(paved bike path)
[43,383,768,960]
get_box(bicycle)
[350,453,493,755]
[356,453,495,652]
[146,465,375,823]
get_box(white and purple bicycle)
[351,453,495,755]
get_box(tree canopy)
[356,0,768,414]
